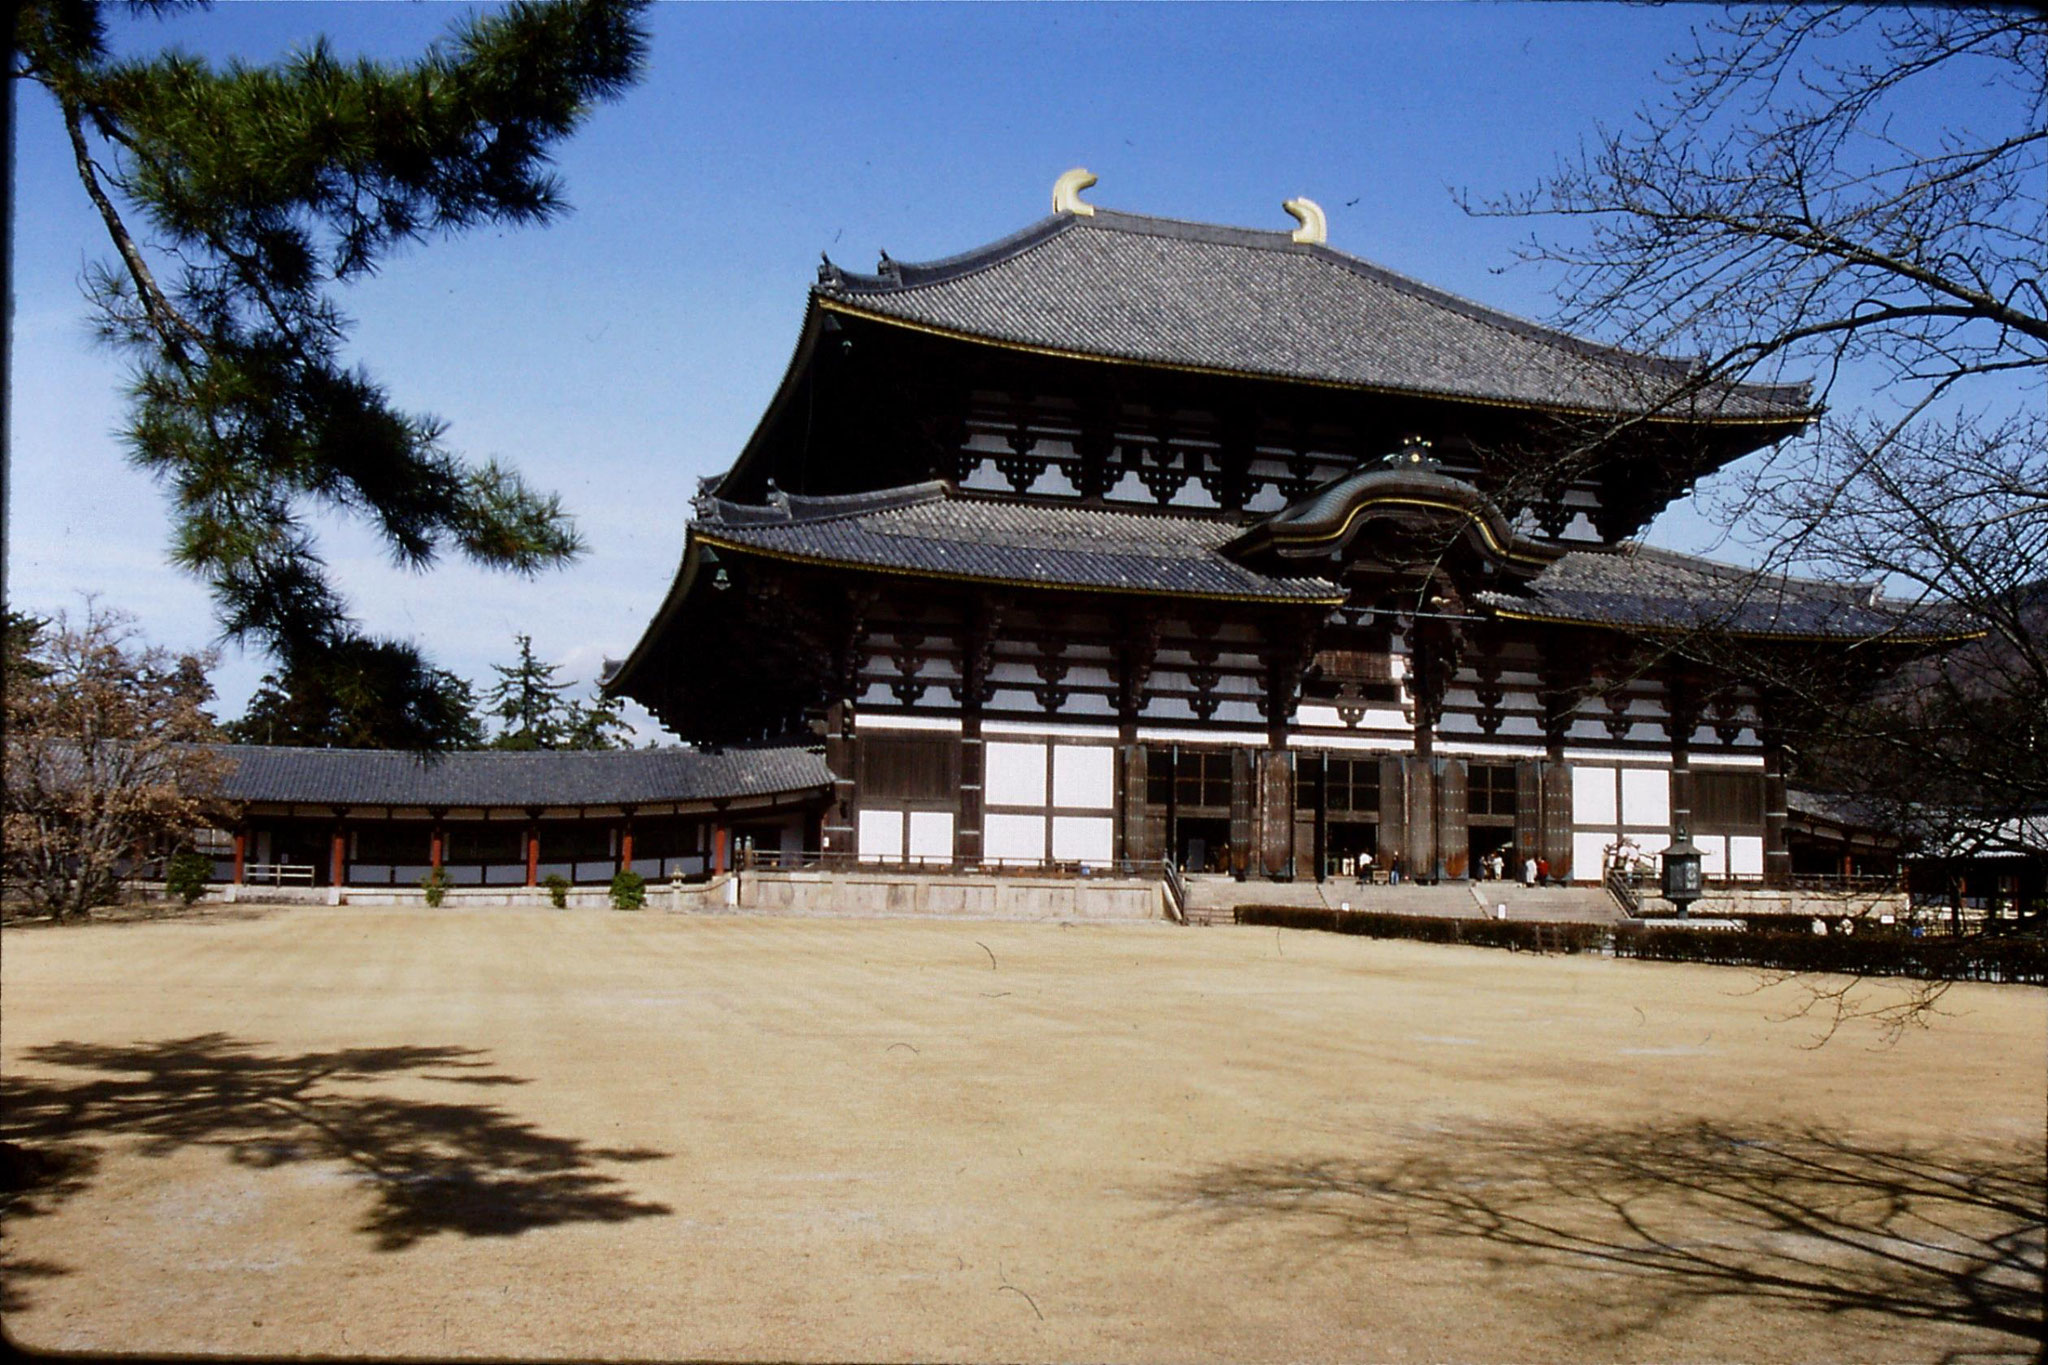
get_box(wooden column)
[1762,739,1791,889]
[619,814,635,873]
[329,827,348,888]
[1436,757,1469,880]
[524,819,540,887]
[823,702,857,861]
[1258,748,1294,879]
[958,723,983,867]
[1667,677,1699,848]
[1229,748,1254,880]
[1514,760,1543,865]
[1119,744,1155,865]
[1378,755,1406,878]
[1311,751,1328,883]
[1403,756,1436,883]
[1540,762,1575,880]
[713,825,729,875]
[429,808,446,873]
[232,829,247,885]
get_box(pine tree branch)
[57,90,206,354]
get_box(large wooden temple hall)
[606,172,1943,887]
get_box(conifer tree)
[484,634,574,750]
[225,640,486,750]
[13,0,649,749]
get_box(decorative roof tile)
[1479,545,1962,639]
[820,209,1809,421]
[211,744,833,808]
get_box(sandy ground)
[2,905,2042,1364]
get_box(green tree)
[483,633,631,749]
[3,610,53,700]
[224,638,486,750]
[563,691,633,751]
[484,633,574,749]
[13,0,649,748]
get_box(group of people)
[1358,850,1555,886]
[1476,849,1551,885]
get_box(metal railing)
[1161,860,1189,925]
[1604,865,1643,916]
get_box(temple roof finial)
[1283,197,1327,245]
[1052,168,1098,217]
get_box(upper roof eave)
[814,205,1815,422]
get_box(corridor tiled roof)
[698,484,1344,603]
[212,743,834,808]
[817,209,1811,421]
[1479,545,1964,639]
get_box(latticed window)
[1145,748,1233,809]
[1470,764,1518,817]
[1693,771,1764,831]
[1323,757,1381,814]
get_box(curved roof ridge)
[826,213,1078,293]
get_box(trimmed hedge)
[1236,906,2046,983]
[1235,906,1606,954]
[1612,925,2046,983]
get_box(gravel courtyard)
[3,905,2042,1363]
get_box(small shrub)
[543,873,570,909]
[421,868,448,908]
[610,869,646,910]
[164,851,212,906]
[1234,906,1606,954]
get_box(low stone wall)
[726,870,1166,921]
[1659,887,1914,920]
[167,871,1159,919]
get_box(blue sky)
[3,2,1912,735]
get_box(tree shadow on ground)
[1,1032,671,1293]
[1156,1118,2044,1362]
[0,1140,98,1313]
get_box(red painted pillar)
[431,827,445,872]
[713,825,728,876]
[619,823,634,872]
[525,825,540,886]
[232,830,247,885]
[330,829,347,888]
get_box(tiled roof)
[819,209,1810,421]
[1479,545,1961,640]
[211,743,833,809]
[698,484,1343,603]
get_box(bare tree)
[1473,7,2045,1035]
[1481,6,2044,842]
[2,605,228,919]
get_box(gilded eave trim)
[1257,494,1552,567]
